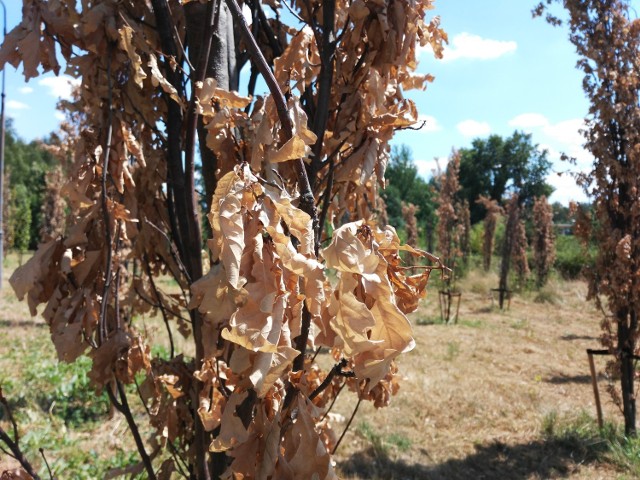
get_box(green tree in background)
[383,145,437,248]
[459,131,554,224]
[2,121,56,250]
[10,184,32,254]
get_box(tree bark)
[185,2,237,211]
[619,307,637,436]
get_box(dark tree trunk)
[185,2,237,211]
[619,307,637,436]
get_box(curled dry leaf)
[2,0,447,476]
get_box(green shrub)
[554,235,595,279]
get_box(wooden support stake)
[587,348,605,429]
[438,290,462,324]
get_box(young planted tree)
[0,0,446,477]
[511,214,530,289]
[436,151,463,279]
[532,195,556,287]
[476,195,503,272]
[402,201,419,248]
[436,151,464,322]
[39,166,67,242]
[497,194,520,309]
[459,199,471,266]
[536,0,640,436]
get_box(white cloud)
[19,86,33,94]
[456,119,491,137]
[508,113,590,167]
[414,158,441,179]
[38,75,80,99]
[443,33,517,62]
[54,111,65,121]
[544,118,585,149]
[508,113,549,129]
[7,100,29,110]
[548,170,588,204]
[416,114,441,133]
[509,113,591,203]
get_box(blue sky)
[394,0,595,205]
[1,1,623,204]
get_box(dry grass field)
[0,254,637,479]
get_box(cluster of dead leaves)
[1,0,446,477]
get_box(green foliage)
[541,410,640,476]
[469,222,484,256]
[1,336,110,428]
[551,201,572,224]
[3,120,57,250]
[356,421,412,458]
[9,183,32,252]
[554,235,594,279]
[459,131,554,224]
[383,145,436,239]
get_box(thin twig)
[309,359,353,401]
[317,156,335,254]
[107,381,158,479]
[114,223,124,332]
[321,380,346,421]
[145,218,191,284]
[281,0,305,23]
[143,254,175,358]
[311,346,322,363]
[0,427,41,480]
[332,392,363,454]
[134,285,191,323]
[0,388,19,443]
[39,448,55,480]
[99,47,115,345]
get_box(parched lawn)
[0,252,636,479]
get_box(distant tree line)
[382,130,590,286]
[2,121,60,253]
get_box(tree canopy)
[383,145,435,229]
[2,121,57,251]
[459,131,553,223]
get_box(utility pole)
[0,0,6,289]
